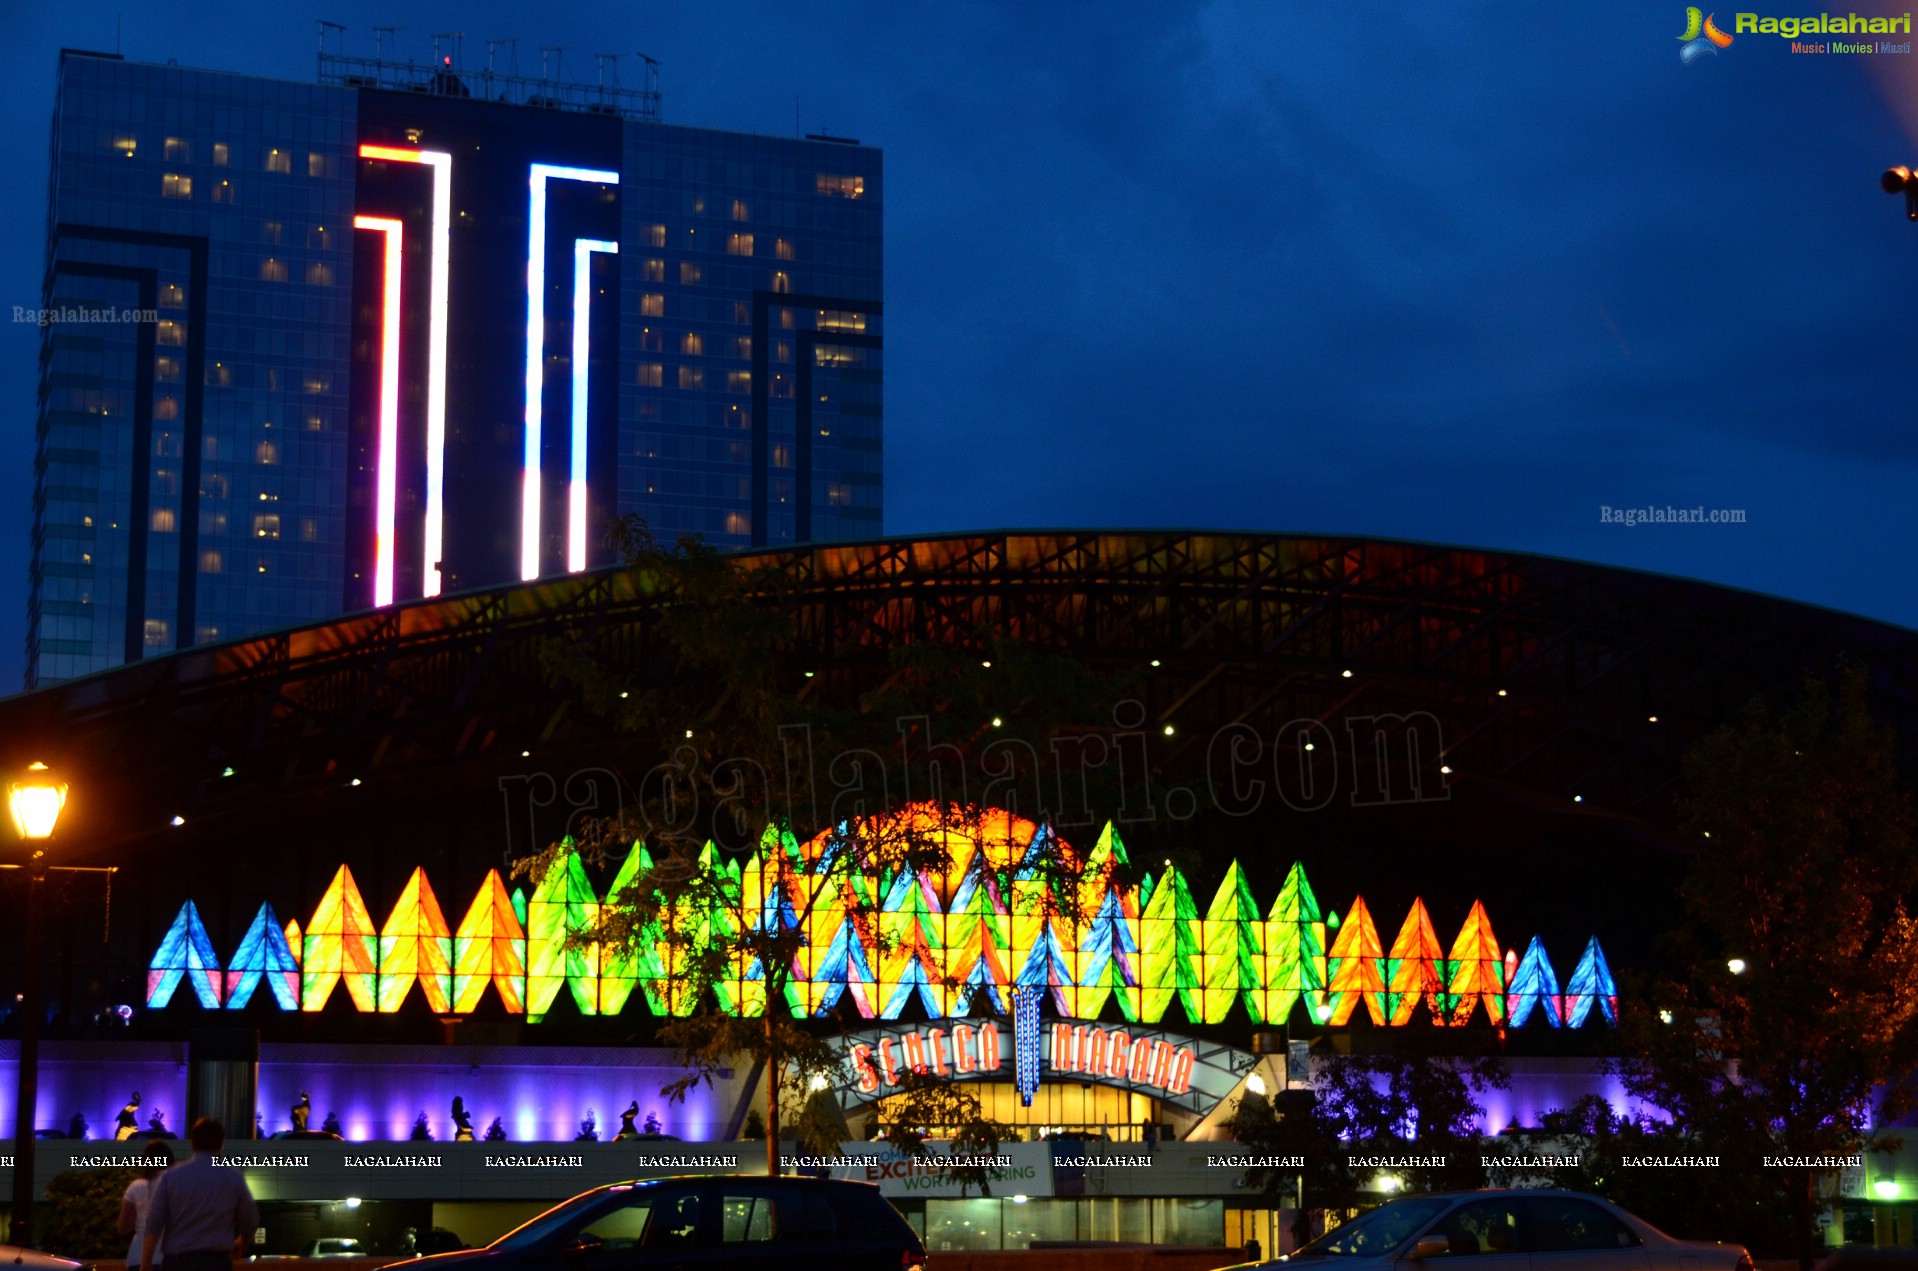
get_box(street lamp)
[8,761,68,1248]
[1882,165,1918,218]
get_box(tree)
[1230,1044,1507,1246]
[1615,671,1918,1268]
[522,520,1124,1176]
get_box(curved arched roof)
[4,530,1913,864]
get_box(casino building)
[31,47,883,685]
[1,531,1915,1253]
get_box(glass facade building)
[29,50,883,685]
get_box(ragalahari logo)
[1678,7,1736,59]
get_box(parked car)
[1213,1189,1758,1271]
[411,1175,925,1270]
[302,1238,367,1258]
[0,1246,84,1271]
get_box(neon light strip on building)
[570,239,619,573]
[356,147,451,598]
[352,215,403,607]
[523,164,620,581]
[146,806,1619,1028]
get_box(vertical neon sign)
[570,239,619,573]
[352,216,403,607]
[524,164,620,581]
[356,146,452,599]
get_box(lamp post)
[8,762,68,1248]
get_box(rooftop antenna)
[373,25,401,63]
[433,31,465,71]
[638,52,659,96]
[316,19,345,60]
[539,45,569,83]
[596,52,617,87]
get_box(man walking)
[140,1118,259,1271]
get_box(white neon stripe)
[354,215,404,608]
[524,164,620,581]
[570,239,619,573]
[356,145,452,598]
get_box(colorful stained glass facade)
[143,806,1618,1028]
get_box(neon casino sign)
[839,1021,1225,1115]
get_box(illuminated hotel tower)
[29,48,883,684]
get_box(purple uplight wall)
[0,1041,190,1138]
[256,1043,727,1142]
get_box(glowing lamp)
[1873,1179,1904,1201]
[1727,958,1747,975]
[9,763,68,842]
[1245,1072,1268,1097]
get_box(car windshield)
[1294,1197,1454,1257]
[491,1186,634,1251]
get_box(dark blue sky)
[4,2,1916,691]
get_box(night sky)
[3,2,1916,693]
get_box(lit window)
[680,333,704,356]
[199,550,222,574]
[771,271,790,295]
[204,474,229,499]
[818,311,867,332]
[827,483,852,506]
[300,518,318,542]
[775,341,792,362]
[644,259,666,282]
[304,414,325,432]
[724,511,749,536]
[303,376,330,395]
[638,329,662,352]
[143,619,170,648]
[679,262,702,285]
[640,294,664,317]
[212,142,229,167]
[772,444,791,468]
[636,363,663,388]
[252,514,281,538]
[164,137,189,161]
[726,371,751,393]
[196,625,220,643]
[265,148,291,174]
[112,136,136,157]
[306,263,334,286]
[647,224,667,247]
[154,397,179,421]
[155,357,180,383]
[779,308,796,329]
[307,226,331,249]
[726,233,753,257]
[816,173,864,199]
[263,221,283,245]
[307,152,327,178]
[204,512,227,533]
[733,302,750,323]
[157,321,184,346]
[256,441,278,466]
[202,435,219,460]
[206,363,232,387]
[212,180,235,205]
[260,258,287,283]
[152,508,177,533]
[678,367,705,390]
[161,174,192,199]
[731,199,749,221]
[160,285,184,309]
[733,337,752,360]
